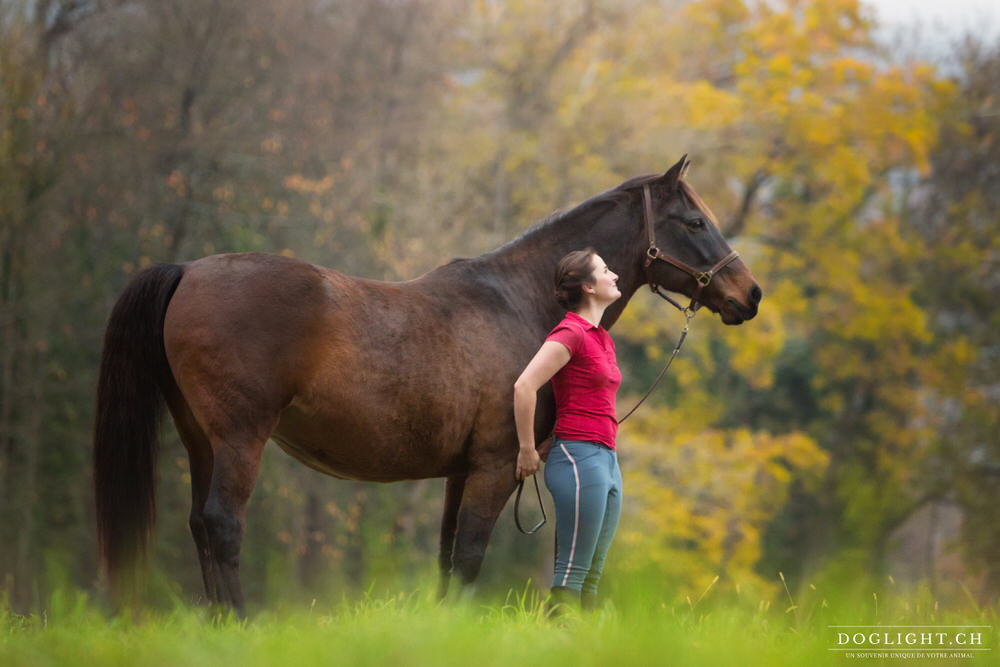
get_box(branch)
[725,168,768,237]
[502,2,601,125]
[43,0,96,46]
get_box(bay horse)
[93,155,761,615]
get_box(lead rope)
[616,306,694,425]
[513,472,547,534]
[514,306,697,534]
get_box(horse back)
[163,253,542,481]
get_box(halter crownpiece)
[641,184,740,313]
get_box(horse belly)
[269,397,469,482]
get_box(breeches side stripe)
[559,442,581,587]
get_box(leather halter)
[642,184,739,313]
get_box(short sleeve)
[546,322,584,357]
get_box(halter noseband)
[642,184,739,313]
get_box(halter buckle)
[696,271,712,286]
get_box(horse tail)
[93,262,184,590]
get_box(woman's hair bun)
[553,248,596,310]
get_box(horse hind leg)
[165,389,219,605]
[167,377,275,616]
[201,430,271,618]
[437,475,466,600]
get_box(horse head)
[637,155,761,325]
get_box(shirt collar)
[566,311,600,330]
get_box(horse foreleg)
[202,437,266,618]
[437,475,466,599]
[451,468,518,590]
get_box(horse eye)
[687,218,706,230]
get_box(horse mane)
[493,173,718,255]
[489,174,658,255]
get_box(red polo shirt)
[545,311,622,450]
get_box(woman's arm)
[513,341,571,479]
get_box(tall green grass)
[1,574,996,666]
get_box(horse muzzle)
[719,282,762,324]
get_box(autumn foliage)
[0,0,996,610]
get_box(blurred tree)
[0,0,95,610]
[607,0,956,592]
[907,36,1000,598]
[618,407,828,597]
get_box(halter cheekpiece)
[641,183,739,313]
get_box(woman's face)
[585,254,620,304]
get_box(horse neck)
[486,200,648,331]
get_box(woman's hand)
[513,341,571,478]
[516,447,541,480]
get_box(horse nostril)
[750,283,762,305]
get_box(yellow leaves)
[768,53,793,78]
[800,113,837,148]
[502,132,540,173]
[683,81,743,128]
[830,57,873,85]
[723,304,784,390]
[682,0,750,32]
[618,408,827,589]
[948,338,976,369]
[812,266,931,351]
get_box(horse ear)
[661,154,690,191]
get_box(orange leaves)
[121,98,138,127]
[261,136,283,154]
[166,170,187,197]
[283,173,334,195]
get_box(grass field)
[2,575,996,666]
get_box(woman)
[513,247,622,612]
